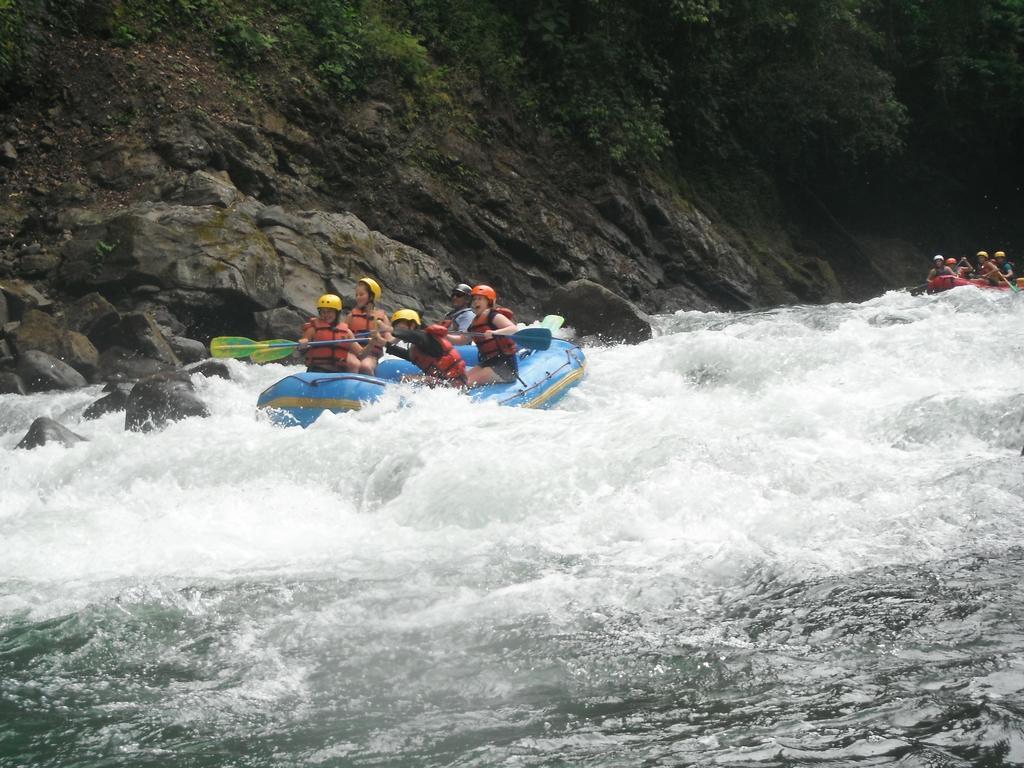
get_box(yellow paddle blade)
[251,345,302,364]
[210,337,296,359]
[540,315,564,332]
[210,336,260,358]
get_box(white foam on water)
[3,288,1024,624]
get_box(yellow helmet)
[357,277,382,302]
[995,250,1006,258]
[391,309,422,326]
[977,251,989,259]
[317,294,343,311]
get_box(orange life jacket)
[410,324,467,385]
[469,308,518,361]
[302,318,352,369]
[347,305,387,358]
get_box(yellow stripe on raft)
[519,364,587,409]
[258,396,364,412]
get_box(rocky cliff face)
[0,34,883,358]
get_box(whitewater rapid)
[3,286,1024,767]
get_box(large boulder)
[254,306,307,340]
[67,292,121,344]
[154,115,213,171]
[16,350,88,391]
[59,203,285,308]
[15,417,87,449]
[0,278,52,319]
[542,279,653,344]
[167,170,243,208]
[86,141,167,190]
[96,346,176,383]
[94,312,181,366]
[168,336,208,364]
[8,309,100,378]
[155,111,280,198]
[124,373,210,432]
[187,360,231,379]
[82,384,132,420]
[16,248,60,278]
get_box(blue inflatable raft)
[256,339,586,427]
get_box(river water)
[3,288,1024,767]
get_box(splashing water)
[3,287,1024,767]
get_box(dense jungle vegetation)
[2,0,1023,232]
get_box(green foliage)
[215,15,276,68]
[272,0,366,98]
[0,0,25,90]
[2,0,1022,187]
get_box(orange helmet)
[945,258,956,265]
[471,284,497,303]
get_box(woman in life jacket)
[344,276,392,375]
[297,294,358,373]
[374,308,468,387]
[448,284,520,387]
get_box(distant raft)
[256,339,586,427]
[927,274,1024,293]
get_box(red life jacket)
[302,318,352,369]
[410,324,467,385]
[469,308,518,361]
[347,305,386,358]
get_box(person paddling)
[977,252,1003,286]
[374,309,468,387]
[449,284,520,387]
[344,277,391,375]
[994,251,1014,281]
[955,255,974,279]
[297,294,358,373]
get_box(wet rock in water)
[168,336,208,364]
[124,372,210,432]
[82,385,131,419]
[8,309,100,379]
[93,311,181,367]
[186,360,230,379]
[0,370,26,395]
[15,417,87,449]
[542,279,653,344]
[16,349,88,391]
[96,346,175,384]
